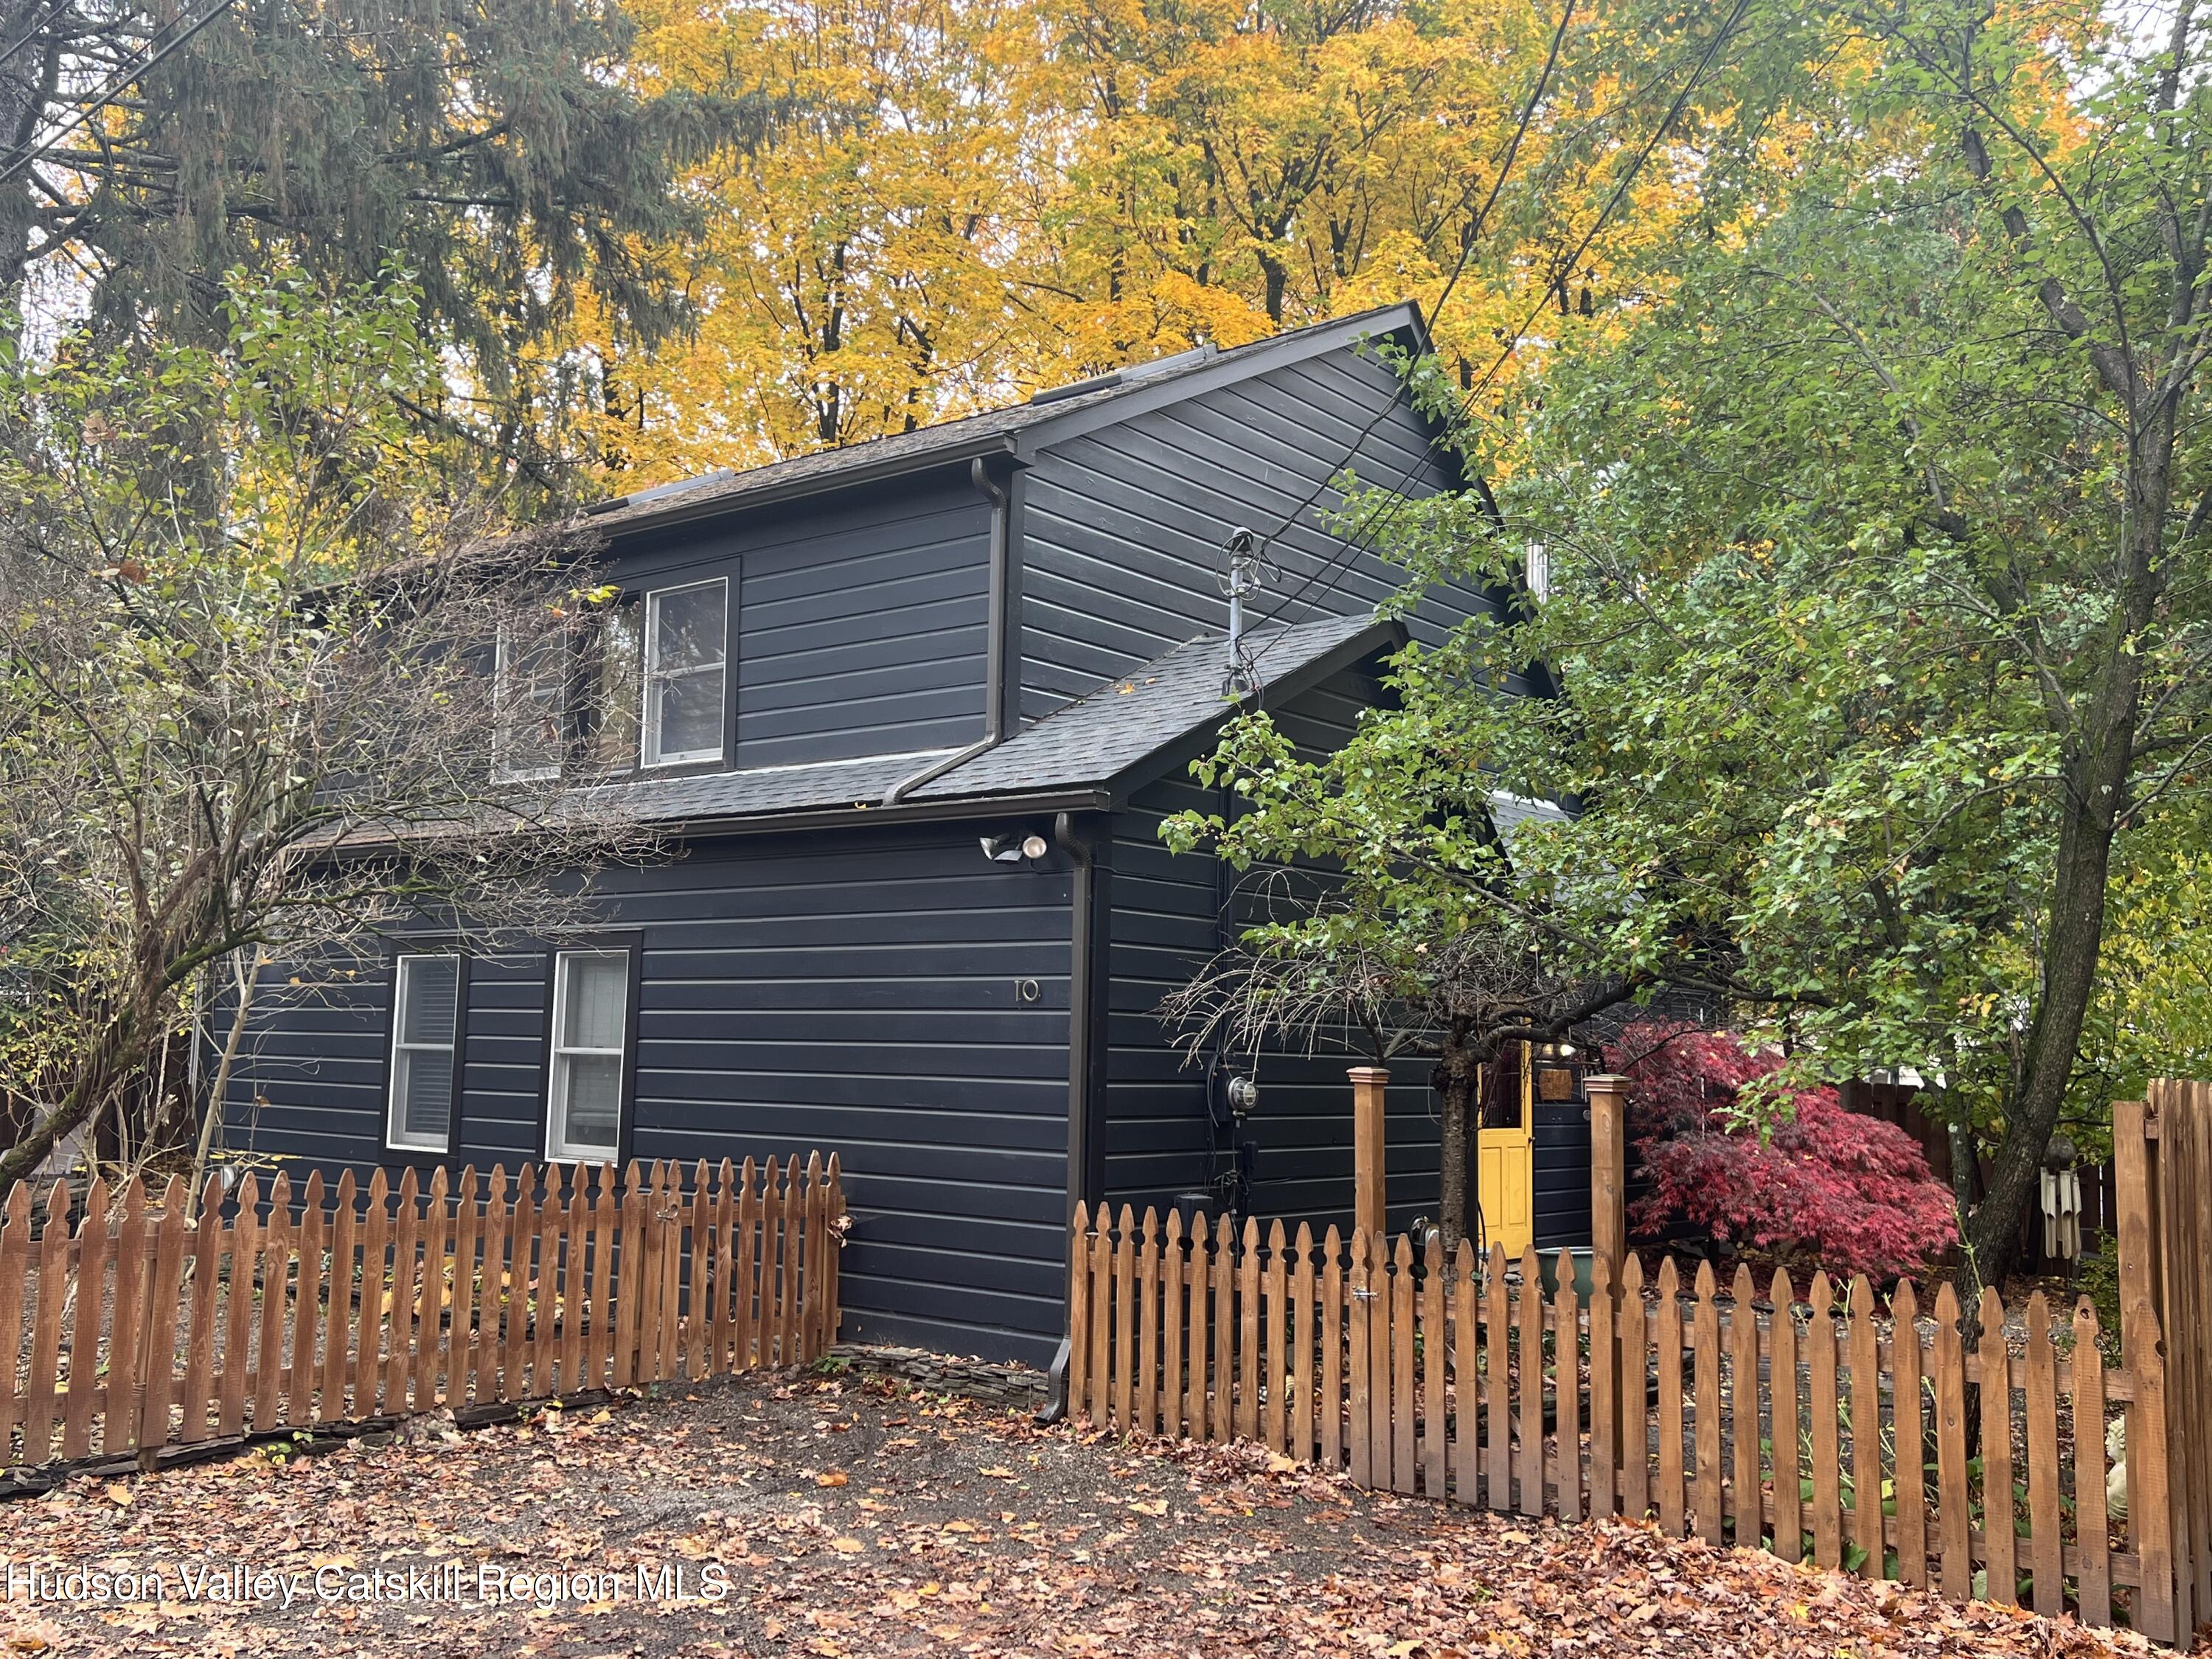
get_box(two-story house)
[220,301,1595,1365]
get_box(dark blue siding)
[223,824,1074,1365]
[1018,344,1493,722]
[598,474,992,770]
[1101,664,1444,1237]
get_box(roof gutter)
[882,456,1011,804]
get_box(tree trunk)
[1433,1042,1478,1254]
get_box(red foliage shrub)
[1608,1023,1958,1281]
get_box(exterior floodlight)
[1020,833,1048,860]
[981,832,1050,863]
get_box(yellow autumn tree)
[555,0,1727,484]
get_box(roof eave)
[594,434,1024,542]
[1096,615,1410,807]
[1010,301,1430,459]
[651,783,1111,838]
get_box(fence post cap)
[1346,1065,1393,1082]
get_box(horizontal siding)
[1019,344,1495,721]
[1102,668,1441,1236]
[223,825,1073,1366]
[586,473,990,773]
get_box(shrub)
[1609,1023,1959,1281]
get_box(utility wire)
[1228,0,1581,694]
[0,0,234,187]
[0,0,76,76]
[1243,0,1753,674]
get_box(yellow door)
[1475,1042,1534,1259]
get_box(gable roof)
[576,302,1430,536]
[574,612,1402,833]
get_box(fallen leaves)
[0,1370,2167,1659]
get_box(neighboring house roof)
[574,613,1404,832]
[574,302,1430,535]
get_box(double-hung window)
[493,625,568,782]
[641,579,728,768]
[546,948,630,1164]
[387,955,460,1153]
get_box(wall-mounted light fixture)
[980,832,1049,863]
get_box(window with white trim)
[493,625,567,782]
[386,955,460,1152]
[546,949,629,1164]
[641,578,728,768]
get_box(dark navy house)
[220,302,1593,1365]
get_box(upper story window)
[487,580,723,781]
[492,627,566,783]
[641,578,728,768]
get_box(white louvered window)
[387,955,459,1152]
[641,578,728,768]
[547,949,629,1164]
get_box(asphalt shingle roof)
[574,612,1399,828]
[910,613,1391,801]
[574,303,1423,533]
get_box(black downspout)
[1040,807,1109,1422]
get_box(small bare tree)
[1162,873,1646,1252]
[0,269,655,1194]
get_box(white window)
[641,579,728,768]
[547,949,629,1164]
[493,625,567,782]
[387,955,459,1152]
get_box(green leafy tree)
[1185,0,2212,1294]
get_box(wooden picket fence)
[1,1154,843,1473]
[1068,1086,2212,1645]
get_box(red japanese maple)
[1608,1023,1958,1281]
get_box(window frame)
[543,945,637,1166]
[491,623,568,785]
[384,952,465,1156]
[639,577,731,771]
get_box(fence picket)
[138,1178,189,1453]
[1728,1265,1760,1550]
[2072,1298,2112,1627]
[1454,1239,1481,1506]
[1293,1222,1317,1463]
[24,1185,70,1462]
[288,1173,325,1427]
[1978,1287,2017,1606]
[1237,1217,1261,1443]
[1392,1236,1416,1495]
[1119,1207,1141,1434]
[1933,1282,1970,1600]
[1589,1253,1616,1522]
[105,1183,147,1458]
[1847,1278,1882,1578]
[1486,1245,1511,1512]
[63,1183,111,1459]
[0,1184,28,1461]
[1806,1275,1843,1570]
[386,1168,422,1412]
[351,1170,385,1418]
[1655,1258,1683,1536]
[1321,1226,1343,1470]
[1348,1230,1372,1486]
[1519,1246,1545,1519]
[216,1178,254,1441]
[1423,1236,1446,1500]
[1369,1233,1394,1488]
[1138,1211,1163,1438]
[1266,1220,1290,1455]
[253,1176,290,1433]
[1212,1216,1236,1445]
[1891,1281,1926,1587]
[1162,1211,1186,1440]
[1770,1268,1801,1563]
[1692,1262,1721,1545]
[2024,1292,2061,1615]
[1621,1255,1649,1522]
[1555,1252,1581,1523]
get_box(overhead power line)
[1241,0,1755,677]
[0,0,235,187]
